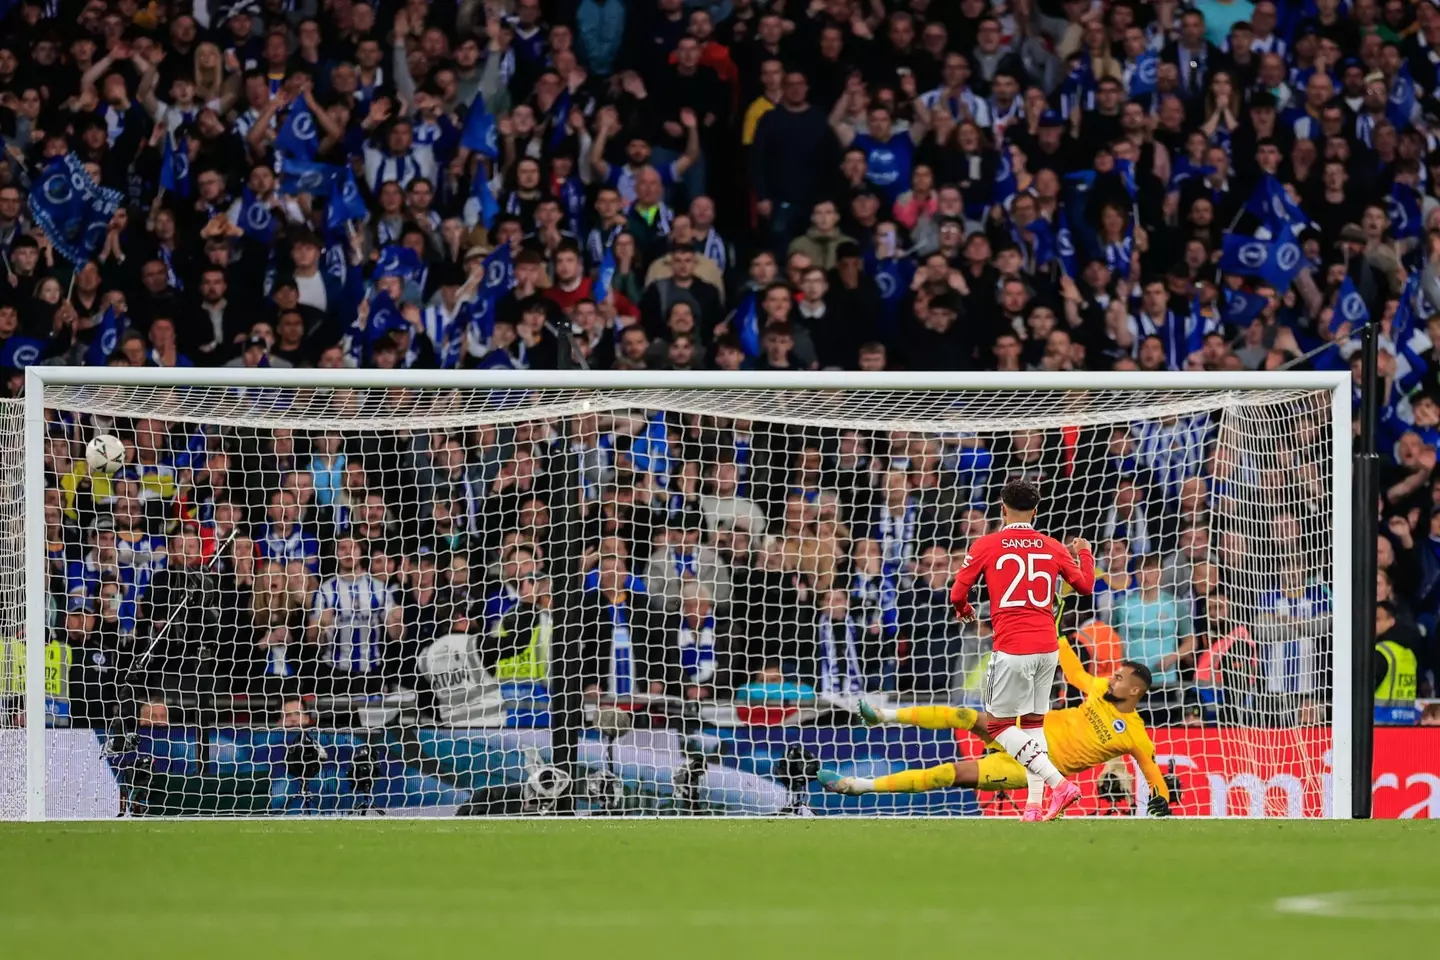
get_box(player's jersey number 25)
[995,551,1054,609]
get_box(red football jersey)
[949,522,1095,655]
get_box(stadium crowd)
[9,0,1440,728]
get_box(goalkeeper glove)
[1147,795,1172,817]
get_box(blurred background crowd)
[0,0,1436,728]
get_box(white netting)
[5,383,1343,818]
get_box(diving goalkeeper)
[817,634,1174,816]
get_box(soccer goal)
[2,369,1354,820]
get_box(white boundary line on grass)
[1274,890,1440,921]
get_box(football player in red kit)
[949,478,1095,821]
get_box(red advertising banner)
[974,727,1437,818]
[1371,727,1440,819]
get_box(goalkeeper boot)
[856,701,885,726]
[1021,807,1043,823]
[1042,779,1082,822]
[816,769,870,795]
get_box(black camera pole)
[1352,322,1379,819]
[548,405,585,814]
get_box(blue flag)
[467,293,495,356]
[1223,288,1268,326]
[481,243,515,301]
[160,134,191,198]
[993,148,1017,208]
[1245,174,1308,228]
[375,245,423,282]
[548,89,572,150]
[1129,51,1158,96]
[470,165,499,230]
[280,158,337,197]
[86,306,123,366]
[1169,162,1216,190]
[1186,297,1217,357]
[237,188,276,244]
[594,245,616,304]
[327,167,368,237]
[28,153,124,265]
[1388,181,1423,240]
[1114,158,1138,201]
[1261,223,1306,291]
[1220,226,1304,290]
[735,291,760,358]
[0,336,45,368]
[275,96,319,160]
[438,302,471,370]
[1388,62,1417,131]
[1056,208,1078,278]
[366,290,408,347]
[461,94,499,159]
[1332,276,1371,334]
[1394,273,1421,344]
[1029,217,1055,267]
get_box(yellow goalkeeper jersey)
[1045,636,1170,801]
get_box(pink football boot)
[1042,780,1081,821]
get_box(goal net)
[1,372,1351,819]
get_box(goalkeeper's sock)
[992,726,1066,788]
[894,706,979,730]
[870,763,957,793]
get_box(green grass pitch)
[1,820,1436,959]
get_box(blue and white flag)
[160,134,191,198]
[374,245,423,282]
[28,153,125,265]
[327,166,368,237]
[1219,225,1304,290]
[460,94,499,159]
[1394,273,1421,344]
[1114,158,1138,201]
[1331,276,1370,334]
[275,96,319,160]
[279,158,337,197]
[548,89,572,150]
[1388,62,1417,131]
[594,245,616,304]
[0,336,45,368]
[1029,217,1056,267]
[1129,51,1158,96]
[1388,181,1423,240]
[1169,162,1216,190]
[1223,288,1268,326]
[993,149,1017,207]
[1245,174,1307,228]
[735,291,760,358]
[1056,208,1078,278]
[466,291,495,355]
[470,164,499,229]
[436,302,471,369]
[86,306,123,366]
[481,243,514,301]
[237,188,276,244]
[367,290,408,347]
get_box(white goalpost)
[6,368,1353,820]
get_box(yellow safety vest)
[493,614,551,682]
[1376,640,1417,703]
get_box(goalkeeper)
[818,634,1173,816]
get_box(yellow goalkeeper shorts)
[975,750,1029,792]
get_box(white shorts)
[984,650,1059,718]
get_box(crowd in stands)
[8,0,1440,726]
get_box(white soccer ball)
[85,434,126,476]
